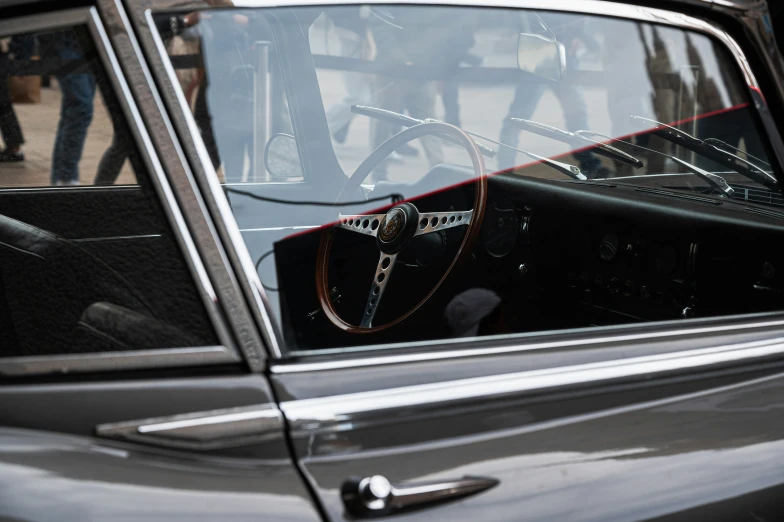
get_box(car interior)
[0,25,218,357]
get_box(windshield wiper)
[508,118,644,169]
[630,115,778,190]
[351,105,587,180]
[576,130,735,198]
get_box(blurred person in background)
[0,36,30,163]
[498,12,605,176]
[324,6,374,144]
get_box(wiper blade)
[509,118,644,169]
[352,105,586,180]
[351,105,496,158]
[630,115,778,190]
[577,130,734,198]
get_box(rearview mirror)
[517,33,566,82]
[265,133,304,179]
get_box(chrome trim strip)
[86,8,238,354]
[144,8,284,359]
[281,337,784,432]
[70,234,162,243]
[0,346,239,377]
[272,315,784,373]
[240,225,319,233]
[101,0,271,369]
[96,404,283,450]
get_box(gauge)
[482,203,520,258]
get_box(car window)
[0,28,136,187]
[154,6,783,354]
[0,21,220,357]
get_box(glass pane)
[0,24,219,357]
[154,6,782,354]
[0,28,137,187]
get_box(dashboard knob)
[599,233,619,261]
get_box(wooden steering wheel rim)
[316,121,488,334]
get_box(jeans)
[498,63,601,175]
[0,54,24,150]
[52,61,96,183]
[324,28,374,137]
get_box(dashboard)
[485,173,784,327]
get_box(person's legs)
[0,56,24,157]
[405,81,443,167]
[498,81,544,171]
[194,84,221,170]
[556,82,603,176]
[325,29,373,140]
[94,132,130,185]
[370,78,406,178]
[51,72,96,184]
[442,79,460,128]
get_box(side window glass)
[1,28,136,187]
[154,6,783,355]
[0,21,219,357]
[157,11,303,184]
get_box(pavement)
[0,80,136,188]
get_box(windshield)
[153,5,782,352]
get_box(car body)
[2,0,784,520]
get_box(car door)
[0,3,321,521]
[131,0,784,520]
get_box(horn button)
[377,203,418,254]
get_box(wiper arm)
[509,118,644,169]
[576,130,735,198]
[352,105,586,180]
[350,105,496,158]
[630,115,778,190]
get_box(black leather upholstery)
[0,213,189,356]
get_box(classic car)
[2,0,784,520]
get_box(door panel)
[0,373,324,521]
[275,352,784,521]
[0,427,319,521]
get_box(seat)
[0,213,196,357]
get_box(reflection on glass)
[154,6,778,353]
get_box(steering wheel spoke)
[414,210,473,236]
[337,214,386,237]
[360,251,397,328]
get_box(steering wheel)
[316,121,488,333]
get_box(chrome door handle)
[341,474,499,517]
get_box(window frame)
[0,6,245,377]
[132,0,784,365]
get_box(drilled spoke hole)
[430,217,438,227]
[419,218,428,230]
[381,257,391,269]
[371,219,379,230]
[377,273,385,283]
[458,215,463,221]
[348,219,354,226]
[441,217,447,225]
[362,219,369,228]
[373,286,380,295]
[449,215,455,223]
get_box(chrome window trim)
[280,336,784,434]
[144,7,284,358]
[271,314,784,373]
[135,0,784,363]
[0,7,242,376]
[0,346,239,377]
[95,403,283,450]
[87,7,240,354]
[100,0,270,370]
